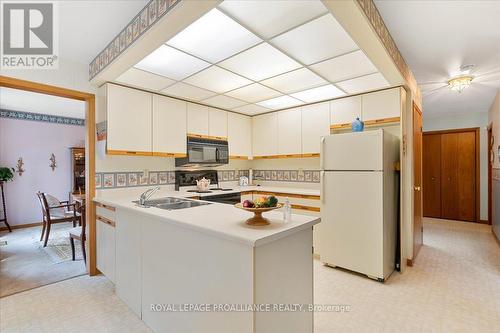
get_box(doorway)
[0,76,97,291]
[422,128,480,222]
[488,125,493,225]
[413,104,423,263]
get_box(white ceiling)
[114,0,390,115]
[59,0,148,65]
[375,0,500,117]
[0,87,85,119]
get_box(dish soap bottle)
[283,198,292,222]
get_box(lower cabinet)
[115,209,142,318]
[96,205,116,284]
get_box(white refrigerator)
[318,129,399,281]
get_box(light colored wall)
[0,118,85,226]
[489,90,500,169]
[423,111,489,221]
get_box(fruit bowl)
[234,203,282,226]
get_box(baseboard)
[479,219,490,225]
[406,258,413,267]
[0,221,42,231]
[493,228,500,246]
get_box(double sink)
[134,197,211,210]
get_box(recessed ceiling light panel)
[219,0,328,39]
[257,95,304,109]
[135,45,210,80]
[202,95,246,109]
[270,14,358,65]
[225,83,282,103]
[232,103,270,115]
[291,85,345,103]
[161,82,217,101]
[311,50,377,83]
[336,72,389,94]
[260,67,327,93]
[219,43,301,81]
[184,66,253,93]
[116,68,175,91]
[167,9,261,63]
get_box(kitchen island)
[94,194,320,333]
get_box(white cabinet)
[278,108,302,156]
[361,88,401,121]
[209,108,228,138]
[253,112,278,157]
[228,112,252,158]
[152,95,187,156]
[330,95,361,126]
[96,212,115,284]
[107,84,152,154]
[187,103,209,136]
[115,209,142,317]
[301,102,330,154]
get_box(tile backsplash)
[253,170,320,183]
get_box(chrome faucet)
[139,186,161,206]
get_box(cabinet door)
[107,84,152,153]
[209,108,228,139]
[441,133,459,220]
[278,107,302,156]
[253,112,278,157]
[330,96,361,126]
[361,88,400,121]
[96,217,115,284]
[187,103,209,136]
[302,102,330,154]
[115,210,142,317]
[152,95,186,156]
[228,112,252,158]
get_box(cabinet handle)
[320,137,325,170]
[320,171,325,203]
[96,215,115,227]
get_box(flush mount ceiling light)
[447,75,473,93]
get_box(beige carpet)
[0,223,86,298]
[0,218,499,333]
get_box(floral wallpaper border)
[253,170,320,183]
[96,169,249,189]
[0,109,85,126]
[89,0,181,80]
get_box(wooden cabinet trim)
[253,153,319,159]
[96,214,115,227]
[229,155,249,160]
[152,152,187,158]
[330,117,400,130]
[95,202,116,212]
[290,204,320,212]
[249,190,320,200]
[107,149,152,156]
[187,133,227,141]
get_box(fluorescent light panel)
[116,68,175,91]
[167,9,261,63]
[225,83,282,103]
[135,45,210,81]
[260,67,327,94]
[336,73,390,94]
[202,95,246,109]
[291,85,345,103]
[184,66,252,93]
[310,50,377,83]
[232,103,270,115]
[257,95,304,109]
[161,82,217,101]
[219,43,301,81]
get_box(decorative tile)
[290,171,298,181]
[95,174,102,188]
[312,171,320,182]
[277,170,283,181]
[271,170,277,180]
[305,171,312,182]
[116,173,127,187]
[128,173,138,186]
[149,172,158,185]
[298,170,305,182]
[1,109,85,126]
[265,171,271,180]
[158,172,168,184]
[103,174,115,188]
[228,170,235,181]
[167,172,176,184]
[222,171,229,181]
[138,173,148,185]
[283,171,290,181]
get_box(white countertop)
[94,186,320,247]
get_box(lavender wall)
[0,118,85,226]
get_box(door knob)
[414,186,421,191]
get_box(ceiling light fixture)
[447,75,473,93]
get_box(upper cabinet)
[253,112,278,157]
[187,103,209,136]
[107,84,152,155]
[278,108,302,156]
[361,88,401,122]
[302,102,330,155]
[208,108,228,139]
[330,96,361,127]
[152,95,187,157]
[228,112,251,158]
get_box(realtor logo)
[1,1,58,69]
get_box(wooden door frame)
[488,124,493,225]
[409,103,423,267]
[423,127,481,223]
[0,75,98,276]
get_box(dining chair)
[36,192,80,247]
[69,202,86,263]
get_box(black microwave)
[175,136,229,167]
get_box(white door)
[321,130,383,171]
[278,107,302,155]
[301,102,330,154]
[319,171,384,278]
[152,95,186,155]
[253,113,278,157]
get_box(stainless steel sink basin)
[133,197,211,210]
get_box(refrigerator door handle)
[320,137,325,170]
[320,171,325,203]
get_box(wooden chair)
[69,201,86,264]
[36,192,80,247]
